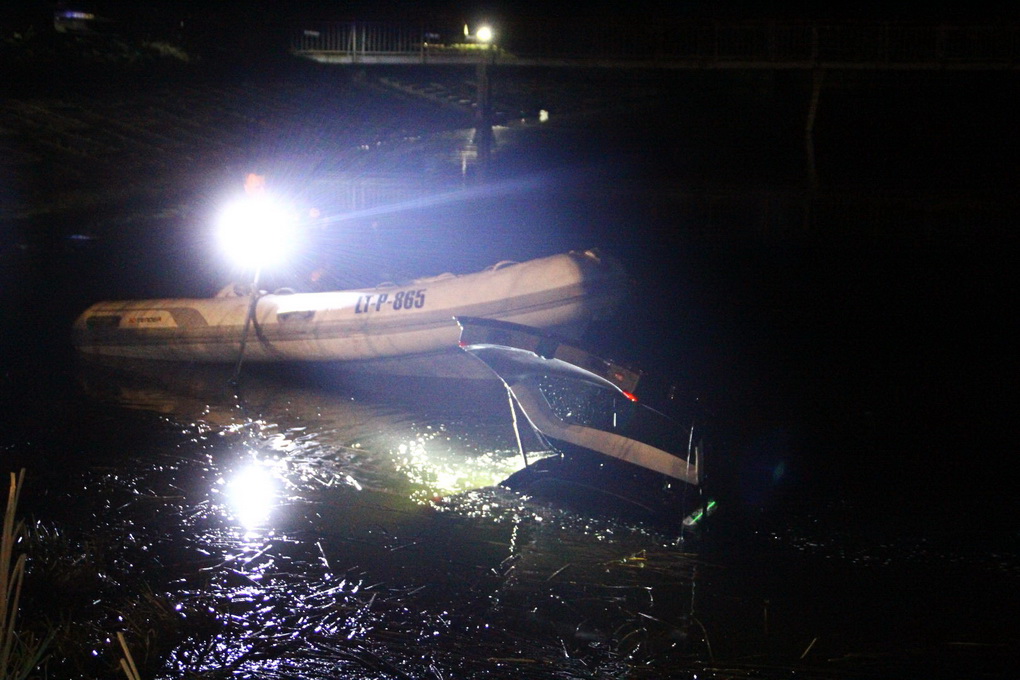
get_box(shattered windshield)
[535,376,692,459]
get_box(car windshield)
[535,375,690,459]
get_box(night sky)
[5,0,1017,23]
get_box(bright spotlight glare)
[476,25,493,43]
[226,464,278,529]
[217,196,299,270]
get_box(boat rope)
[230,269,262,384]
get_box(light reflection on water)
[70,361,707,677]
[81,361,530,505]
[65,360,1019,679]
[219,460,280,530]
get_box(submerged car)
[456,317,715,527]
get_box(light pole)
[474,25,496,160]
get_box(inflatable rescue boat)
[73,250,627,379]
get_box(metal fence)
[292,21,1020,69]
[294,23,426,59]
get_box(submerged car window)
[535,376,690,457]
[537,375,632,430]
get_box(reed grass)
[1,470,50,680]
[117,633,142,680]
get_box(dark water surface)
[1,65,1017,678]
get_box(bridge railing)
[294,23,426,58]
[293,21,1020,68]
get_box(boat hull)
[73,250,626,376]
